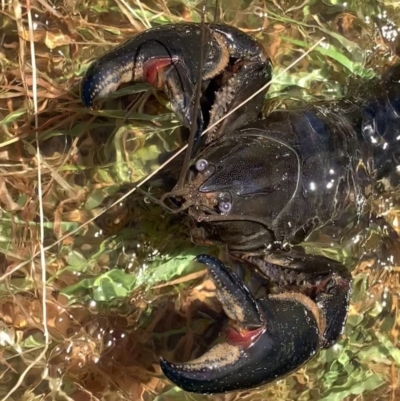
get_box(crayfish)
[80,22,400,394]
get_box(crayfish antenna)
[174,0,210,191]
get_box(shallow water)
[0,0,399,400]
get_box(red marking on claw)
[226,326,264,349]
[143,58,173,88]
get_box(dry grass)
[0,0,399,400]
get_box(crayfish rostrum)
[81,23,400,393]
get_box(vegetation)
[0,0,399,400]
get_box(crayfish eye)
[218,200,232,214]
[195,159,209,172]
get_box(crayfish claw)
[160,255,323,394]
[195,254,265,328]
[81,23,271,137]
